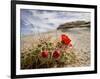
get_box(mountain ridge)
[57,21,90,30]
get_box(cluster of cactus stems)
[21,34,76,69]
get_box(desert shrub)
[21,34,77,69]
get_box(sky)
[20,9,90,35]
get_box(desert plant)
[21,34,77,69]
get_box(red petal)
[61,34,71,45]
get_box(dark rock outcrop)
[57,21,90,30]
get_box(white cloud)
[21,9,90,35]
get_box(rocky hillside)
[57,21,90,30]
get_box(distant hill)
[57,21,90,30]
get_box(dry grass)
[21,29,90,69]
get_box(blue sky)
[20,9,90,35]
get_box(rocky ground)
[21,27,90,68]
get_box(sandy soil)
[21,27,90,67]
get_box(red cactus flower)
[53,50,60,59]
[41,51,48,58]
[61,34,72,46]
